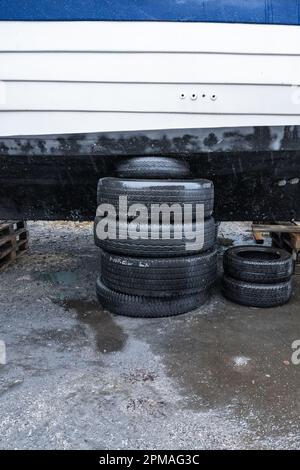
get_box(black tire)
[101,249,217,297]
[96,277,209,318]
[97,178,214,219]
[223,246,293,283]
[222,275,292,308]
[94,216,217,257]
[116,156,190,179]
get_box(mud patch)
[125,397,167,417]
[218,237,234,247]
[121,369,157,384]
[62,300,127,353]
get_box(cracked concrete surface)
[0,221,299,449]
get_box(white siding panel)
[1,21,300,136]
[1,52,300,85]
[1,81,300,115]
[1,21,300,55]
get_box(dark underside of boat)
[0,126,299,222]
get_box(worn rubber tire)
[223,246,293,283]
[94,216,217,256]
[96,277,209,318]
[97,178,214,219]
[222,275,292,308]
[101,249,217,297]
[116,156,190,179]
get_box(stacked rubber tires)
[94,157,218,317]
[222,246,293,307]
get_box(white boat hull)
[1,21,300,136]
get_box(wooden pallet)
[252,222,300,274]
[0,221,29,271]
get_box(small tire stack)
[222,246,293,307]
[94,157,218,318]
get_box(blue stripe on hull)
[0,0,300,25]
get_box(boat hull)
[0,126,299,221]
[0,21,299,221]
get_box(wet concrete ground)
[0,221,299,449]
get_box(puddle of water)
[138,286,300,439]
[33,271,79,286]
[61,299,127,353]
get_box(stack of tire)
[222,246,293,307]
[94,157,218,318]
